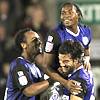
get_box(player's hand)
[63,80,82,94]
[84,61,91,71]
[83,56,91,71]
[57,67,67,78]
[58,67,63,74]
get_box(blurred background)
[0,0,99,100]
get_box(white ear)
[21,43,26,49]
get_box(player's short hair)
[59,40,84,60]
[60,2,83,21]
[15,28,32,53]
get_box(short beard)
[29,50,40,63]
[63,66,74,77]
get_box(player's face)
[59,54,75,76]
[25,31,41,60]
[60,5,79,27]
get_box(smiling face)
[59,53,76,76]
[60,4,79,27]
[24,31,41,61]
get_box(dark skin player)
[16,29,49,97]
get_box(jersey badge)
[82,37,89,45]
[17,71,28,86]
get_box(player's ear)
[74,59,79,64]
[21,42,27,49]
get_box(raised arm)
[84,47,91,70]
[42,52,67,85]
[83,26,92,70]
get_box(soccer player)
[4,28,53,100]
[38,2,92,92]
[58,40,95,100]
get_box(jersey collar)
[17,56,32,64]
[65,26,80,37]
[68,65,84,78]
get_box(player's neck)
[21,52,34,63]
[67,24,78,34]
[75,63,82,69]
[21,52,28,60]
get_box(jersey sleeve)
[72,78,87,99]
[12,64,33,91]
[84,26,92,49]
[88,27,92,44]
[44,30,61,54]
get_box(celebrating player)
[58,40,95,100]
[4,28,53,100]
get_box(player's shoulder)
[10,58,17,71]
[47,29,57,38]
[78,68,89,79]
[79,24,92,38]
[47,23,64,37]
[10,57,27,70]
[79,23,91,31]
[54,23,65,31]
[76,68,93,85]
[47,25,61,41]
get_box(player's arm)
[83,26,92,70]
[83,47,91,71]
[70,78,87,100]
[43,52,67,85]
[13,63,49,97]
[70,95,83,100]
[36,31,65,83]
[84,47,90,56]
[83,26,92,57]
[23,80,49,97]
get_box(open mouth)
[64,19,72,23]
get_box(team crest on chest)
[82,37,89,45]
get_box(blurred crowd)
[0,0,50,99]
[0,0,100,100]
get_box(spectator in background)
[97,87,100,100]
[0,0,9,21]
[0,62,10,100]
[0,23,15,63]
[0,0,16,36]
[19,2,50,48]
[0,24,7,64]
